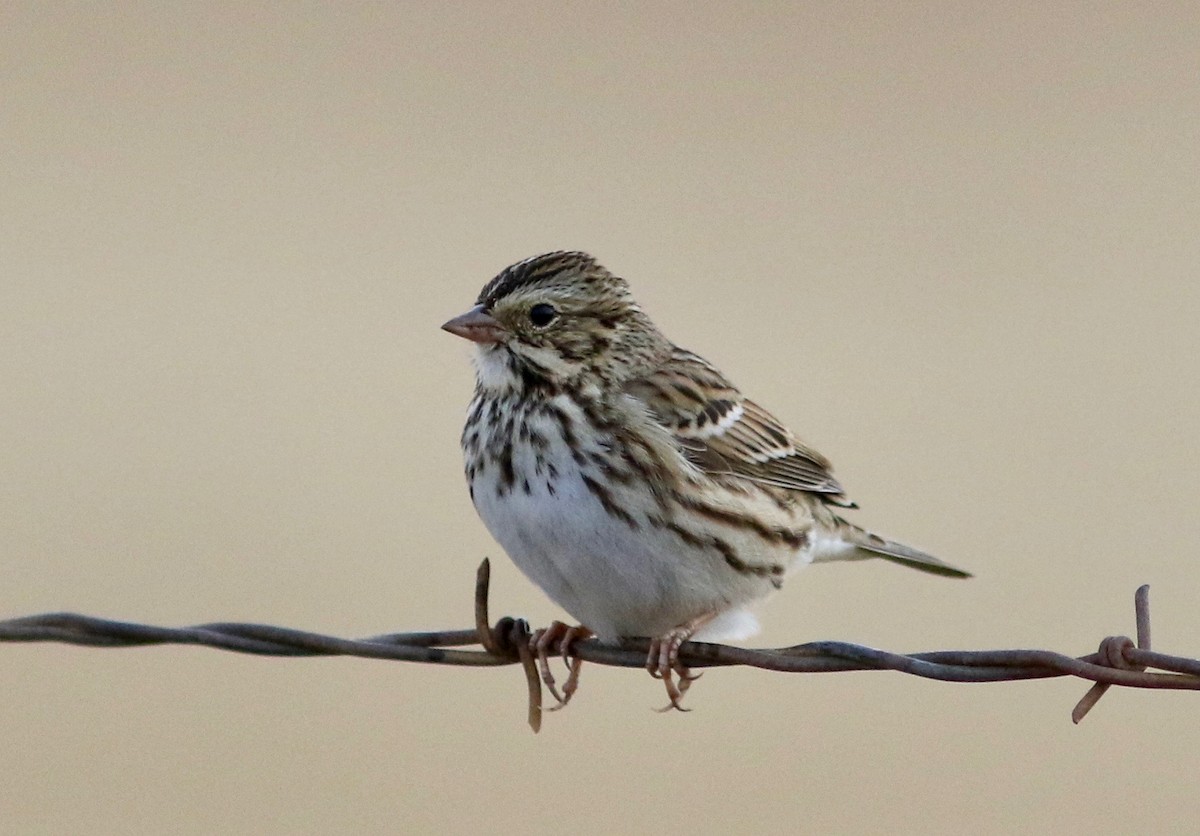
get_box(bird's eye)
[528,303,558,328]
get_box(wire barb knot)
[1096,636,1144,673]
[1070,585,1156,724]
[477,616,516,660]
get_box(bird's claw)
[530,622,592,710]
[646,614,716,711]
[647,628,696,712]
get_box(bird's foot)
[646,613,715,712]
[530,622,593,710]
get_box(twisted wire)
[2,560,1195,732]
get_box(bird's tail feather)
[818,520,972,579]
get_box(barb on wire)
[2,559,1197,733]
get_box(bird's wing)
[625,347,855,505]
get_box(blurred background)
[3,3,1198,833]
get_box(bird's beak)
[441,305,506,344]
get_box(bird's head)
[442,251,668,392]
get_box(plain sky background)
[3,3,1199,833]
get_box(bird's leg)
[530,622,593,709]
[646,612,716,712]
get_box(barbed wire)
[2,559,1197,732]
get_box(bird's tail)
[812,519,972,579]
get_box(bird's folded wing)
[626,347,854,505]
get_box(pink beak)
[441,305,506,344]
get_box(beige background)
[3,3,1199,833]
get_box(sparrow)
[443,251,969,710]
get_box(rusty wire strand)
[2,559,1197,732]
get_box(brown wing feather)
[625,347,855,506]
